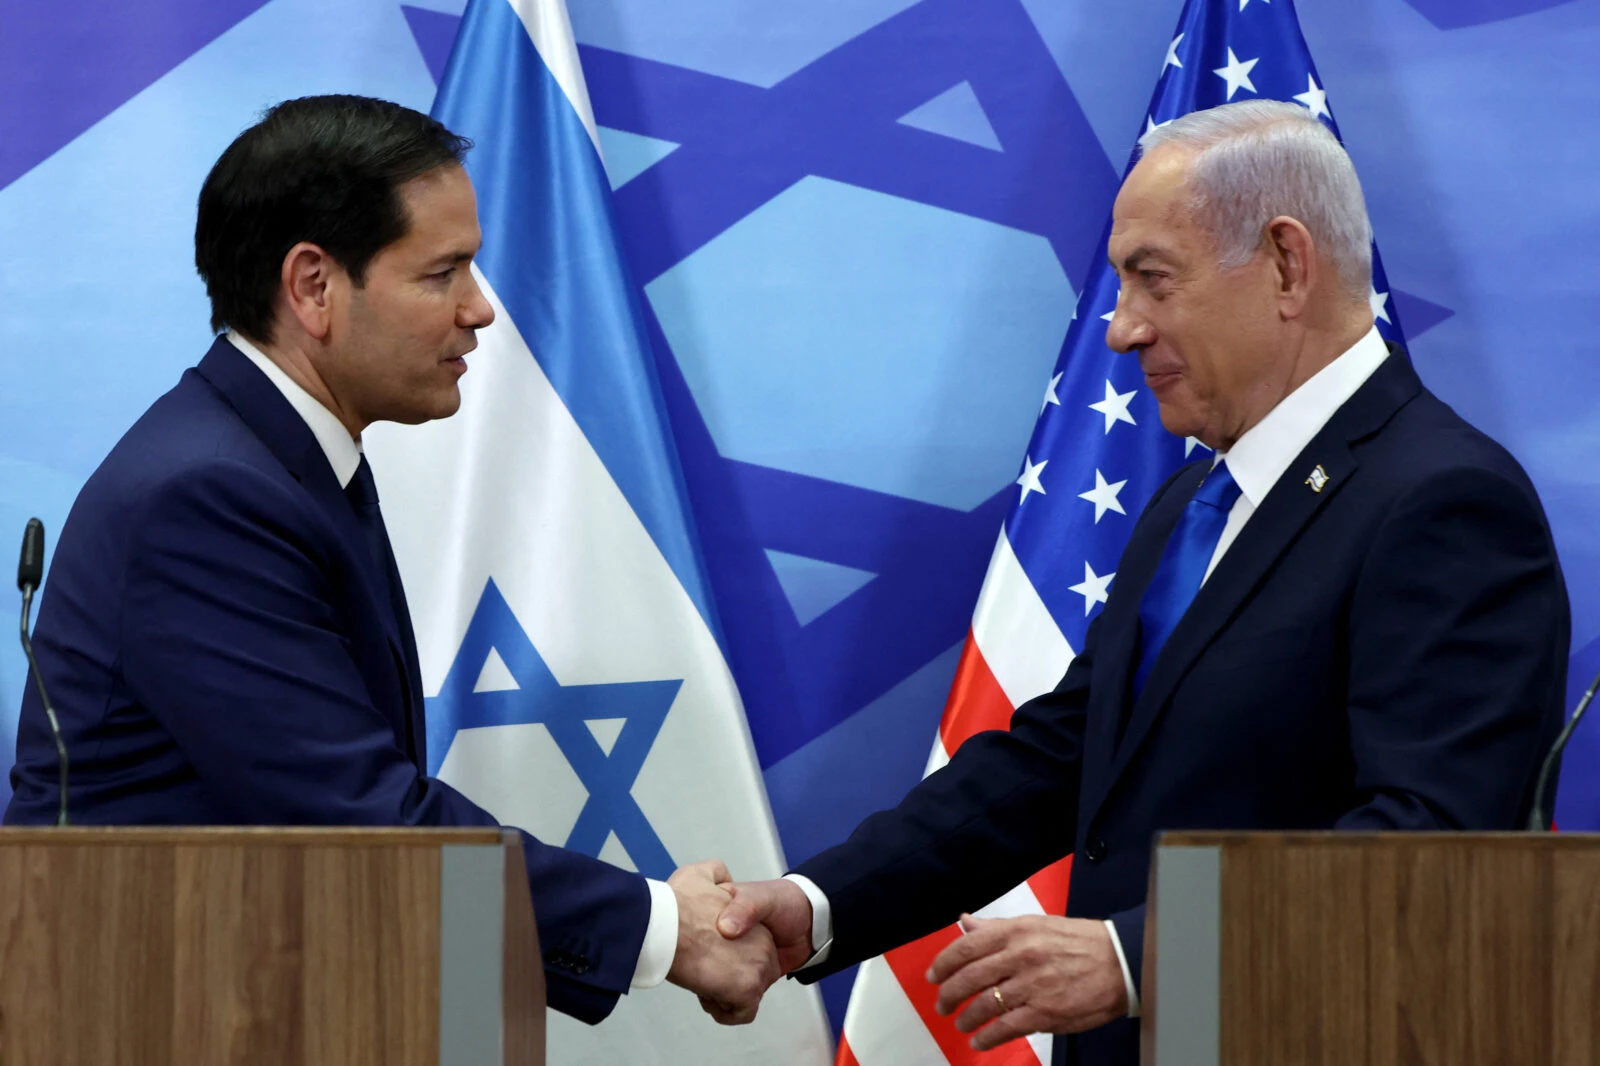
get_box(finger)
[681,858,732,885]
[718,883,774,937]
[927,917,1006,984]
[717,1002,759,1026]
[952,977,1018,1031]
[971,1005,1048,1052]
[698,996,754,1025]
[938,951,1019,1017]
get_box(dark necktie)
[1132,460,1243,699]
[345,455,424,767]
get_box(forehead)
[392,164,481,249]
[1108,145,1205,258]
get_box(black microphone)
[17,519,68,826]
[1526,665,1600,831]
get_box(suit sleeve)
[791,616,1101,979]
[1337,464,1568,831]
[119,460,650,1023]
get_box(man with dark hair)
[5,94,776,1027]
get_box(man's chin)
[429,388,464,422]
[386,388,463,426]
[1155,405,1203,443]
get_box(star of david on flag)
[365,0,833,1061]
[834,2,1412,1065]
[427,579,682,878]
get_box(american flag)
[835,1,1409,1064]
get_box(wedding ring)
[991,986,1009,1013]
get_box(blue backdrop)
[2,0,1597,1030]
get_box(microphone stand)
[1526,666,1599,832]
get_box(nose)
[459,271,495,330]
[1104,292,1154,355]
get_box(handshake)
[662,859,816,1024]
[661,860,1134,1049]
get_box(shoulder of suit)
[1357,385,1542,508]
[85,374,309,516]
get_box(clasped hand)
[666,866,817,1025]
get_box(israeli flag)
[364,0,832,1060]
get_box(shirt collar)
[1217,325,1389,506]
[226,332,363,489]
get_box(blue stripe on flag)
[432,0,720,638]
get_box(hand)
[716,878,815,974]
[927,913,1128,1051]
[666,859,781,1024]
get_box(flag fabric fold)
[366,0,833,1061]
[835,2,1409,1063]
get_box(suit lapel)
[1084,349,1424,822]
[193,340,419,745]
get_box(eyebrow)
[1109,246,1172,273]
[425,248,479,270]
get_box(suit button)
[1084,839,1108,863]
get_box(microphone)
[1526,664,1600,831]
[17,519,68,826]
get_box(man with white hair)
[715,101,1569,1065]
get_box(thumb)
[717,884,772,938]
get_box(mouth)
[1143,368,1180,392]
[444,355,469,376]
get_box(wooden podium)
[1142,832,1600,1066]
[0,827,543,1066]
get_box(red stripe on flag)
[880,924,1042,1066]
[1026,854,1072,916]
[941,632,1075,915]
[840,621,1074,1063]
[939,632,1018,752]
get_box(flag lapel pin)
[1305,464,1329,493]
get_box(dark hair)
[194,94,471,343]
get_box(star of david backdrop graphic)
[0,0,1598,1038]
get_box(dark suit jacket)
[6,338,650,1023]
[794,351,1569,1066]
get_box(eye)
[427,266,456,282]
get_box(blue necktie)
[346,455,425,768]
[1132,460,1243,699]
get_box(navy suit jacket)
[6,338,651,1024]
[794,351,1569,1066]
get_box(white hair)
[1137,100,1373,300]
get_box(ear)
[278,241,342,342]
[1265,216,1317,320]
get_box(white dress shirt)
[226,332,680,988]
[785,326,1391,1016]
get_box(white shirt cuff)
[783,873,835,970]
[631,878,679,988]
[1104,918,1140,1018]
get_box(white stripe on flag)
[970,532,1075,707]
[840,957,950,1066]
[506,0,601,152]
